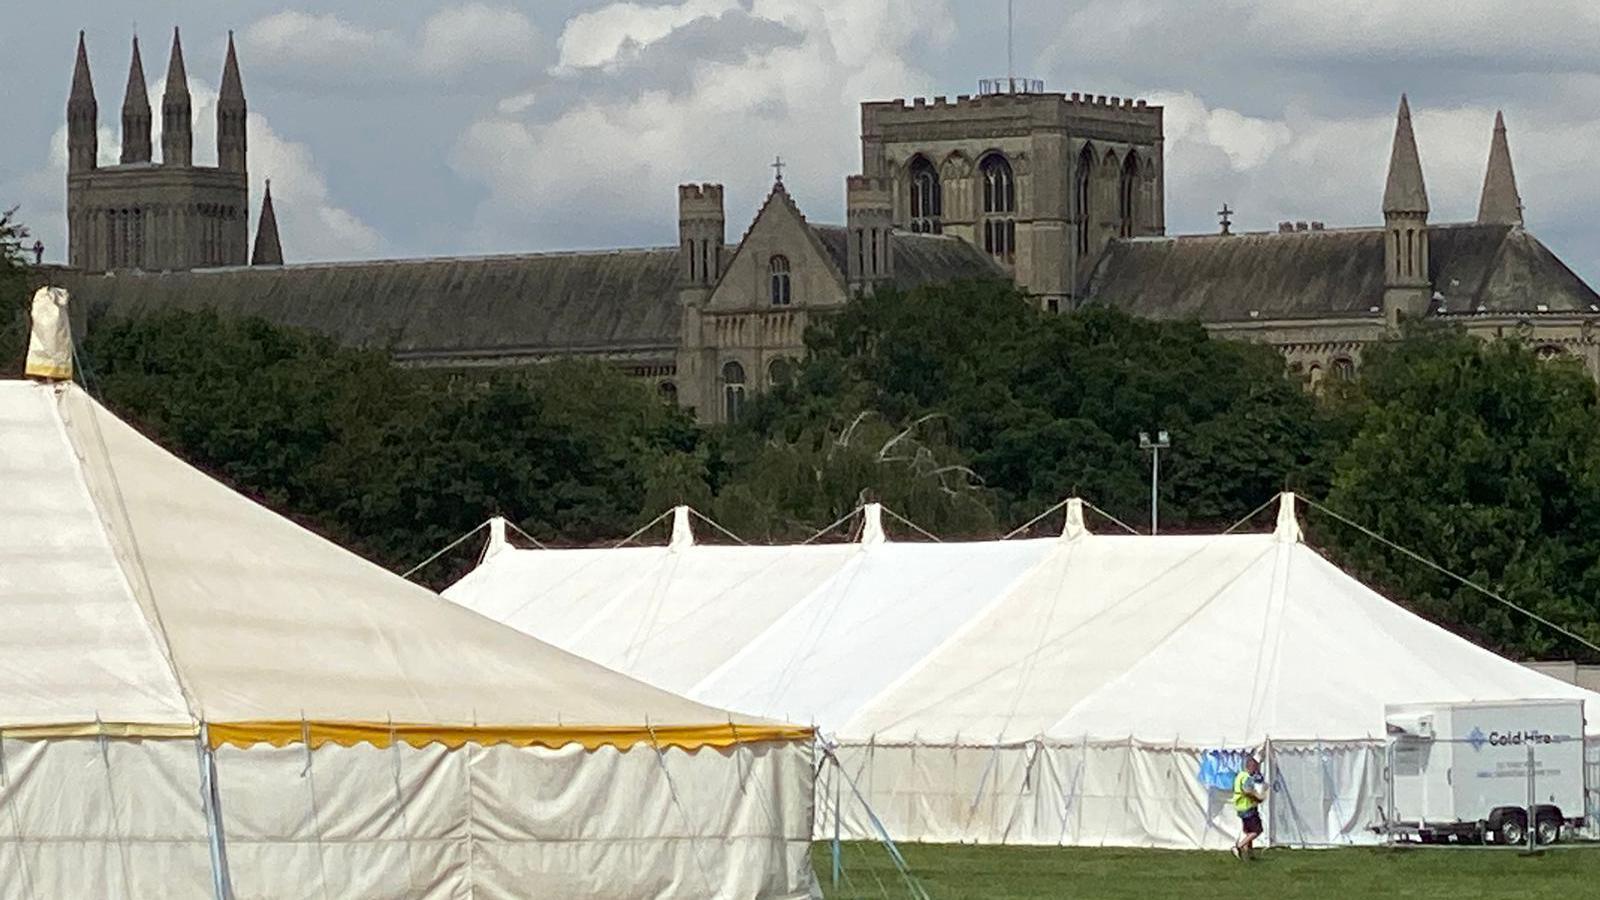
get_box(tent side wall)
[0,736,816,899]
[817,739,1383,849]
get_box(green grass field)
[811,842,1599,899]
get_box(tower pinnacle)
[1382,94,1428,215]
[121,35,152,164]
[1476,110,1523,227]
[218,30,248,173]
[161,26,193,167]
[252,179,283,266]
[68,31,99,173]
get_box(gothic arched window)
[980,153,1017,262]
[769,255,792,306]
[722,361,747,422]
[1118,152,1140,238]
[658,381,678,404]
[909,155,942,234]
[1332,357,1356,382]
[768,357,793,387]
[1075,144,1095,256]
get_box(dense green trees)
[0,208,28,368]
[1317,328,1600,657]
[3,252,1596,659]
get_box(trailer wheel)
[1535,814,1561,845]
[1492,810,1527,846]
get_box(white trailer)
[1384,699,1587,845]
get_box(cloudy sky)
[3,1,1597,283]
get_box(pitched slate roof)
[61,248,684,363]
[810,226,1006,289]
[1087,223,1600,321]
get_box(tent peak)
[1062,498,1089,540]
[860,502,887,546]
[485,516,510,559]
[669,505,695,551]
[1274,493,1302,543]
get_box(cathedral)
[54,33,1599,424]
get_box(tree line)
[3,226,1598,660]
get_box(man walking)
[1231,755,1266,860]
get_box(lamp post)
[1138,430,1171,534]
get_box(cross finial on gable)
[771,155,785,184]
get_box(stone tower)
[1382,94,1430,326]
[66,29,251,272]
[1477,111,1523,227]
[845,175,894,293]
[674,183,726,415]
[857,86,1164,310]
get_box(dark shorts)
[1239,809,1263,835]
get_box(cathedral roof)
[62,248,685,365]
[1088,223,1600,321]
[811,227,1005,289]
[61,222,1001,367]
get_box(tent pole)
[196,723,232,899]
[831,754,842,889]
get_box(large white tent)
[445,500,1600,849]
[0,379,815,898]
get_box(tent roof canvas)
[0,381,794,747]
[446,501,1600,744]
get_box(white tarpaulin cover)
[0,380,814,898]
[446,499,1600,848]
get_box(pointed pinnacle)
[123,34,149,111]
[70,30,96,103]
[163,26,188,100]
[1477,110,1524,226]
[220,30,244,103]
[1382,94,1429,216]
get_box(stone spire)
[68,31,99,173]
[1476,110,1523,227]
[121,35,152,164]
[1382,94,1429,215]
[217,31,248,173]
[1382,94,1431,327]
[161,27,193,167]
[251,179,283,266]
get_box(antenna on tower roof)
[980,1,1044,96]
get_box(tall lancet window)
[909,155,942,234]
[980,153,1016,262]
[1075,144,1095,256]
[1118,152,1141,237]
[722,361,747,422]
[769,255,792,306]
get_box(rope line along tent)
[445,491,1600,849]
[0,373,818,897]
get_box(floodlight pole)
[1138,430,1171,534]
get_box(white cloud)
[240,5,539,87]
[420,4,540,75]
[452,0,956,249]
[1151,92,1600,247]
[556,0,737,70]
[242,11,403,74]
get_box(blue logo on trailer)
[1466,726,1487,752]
